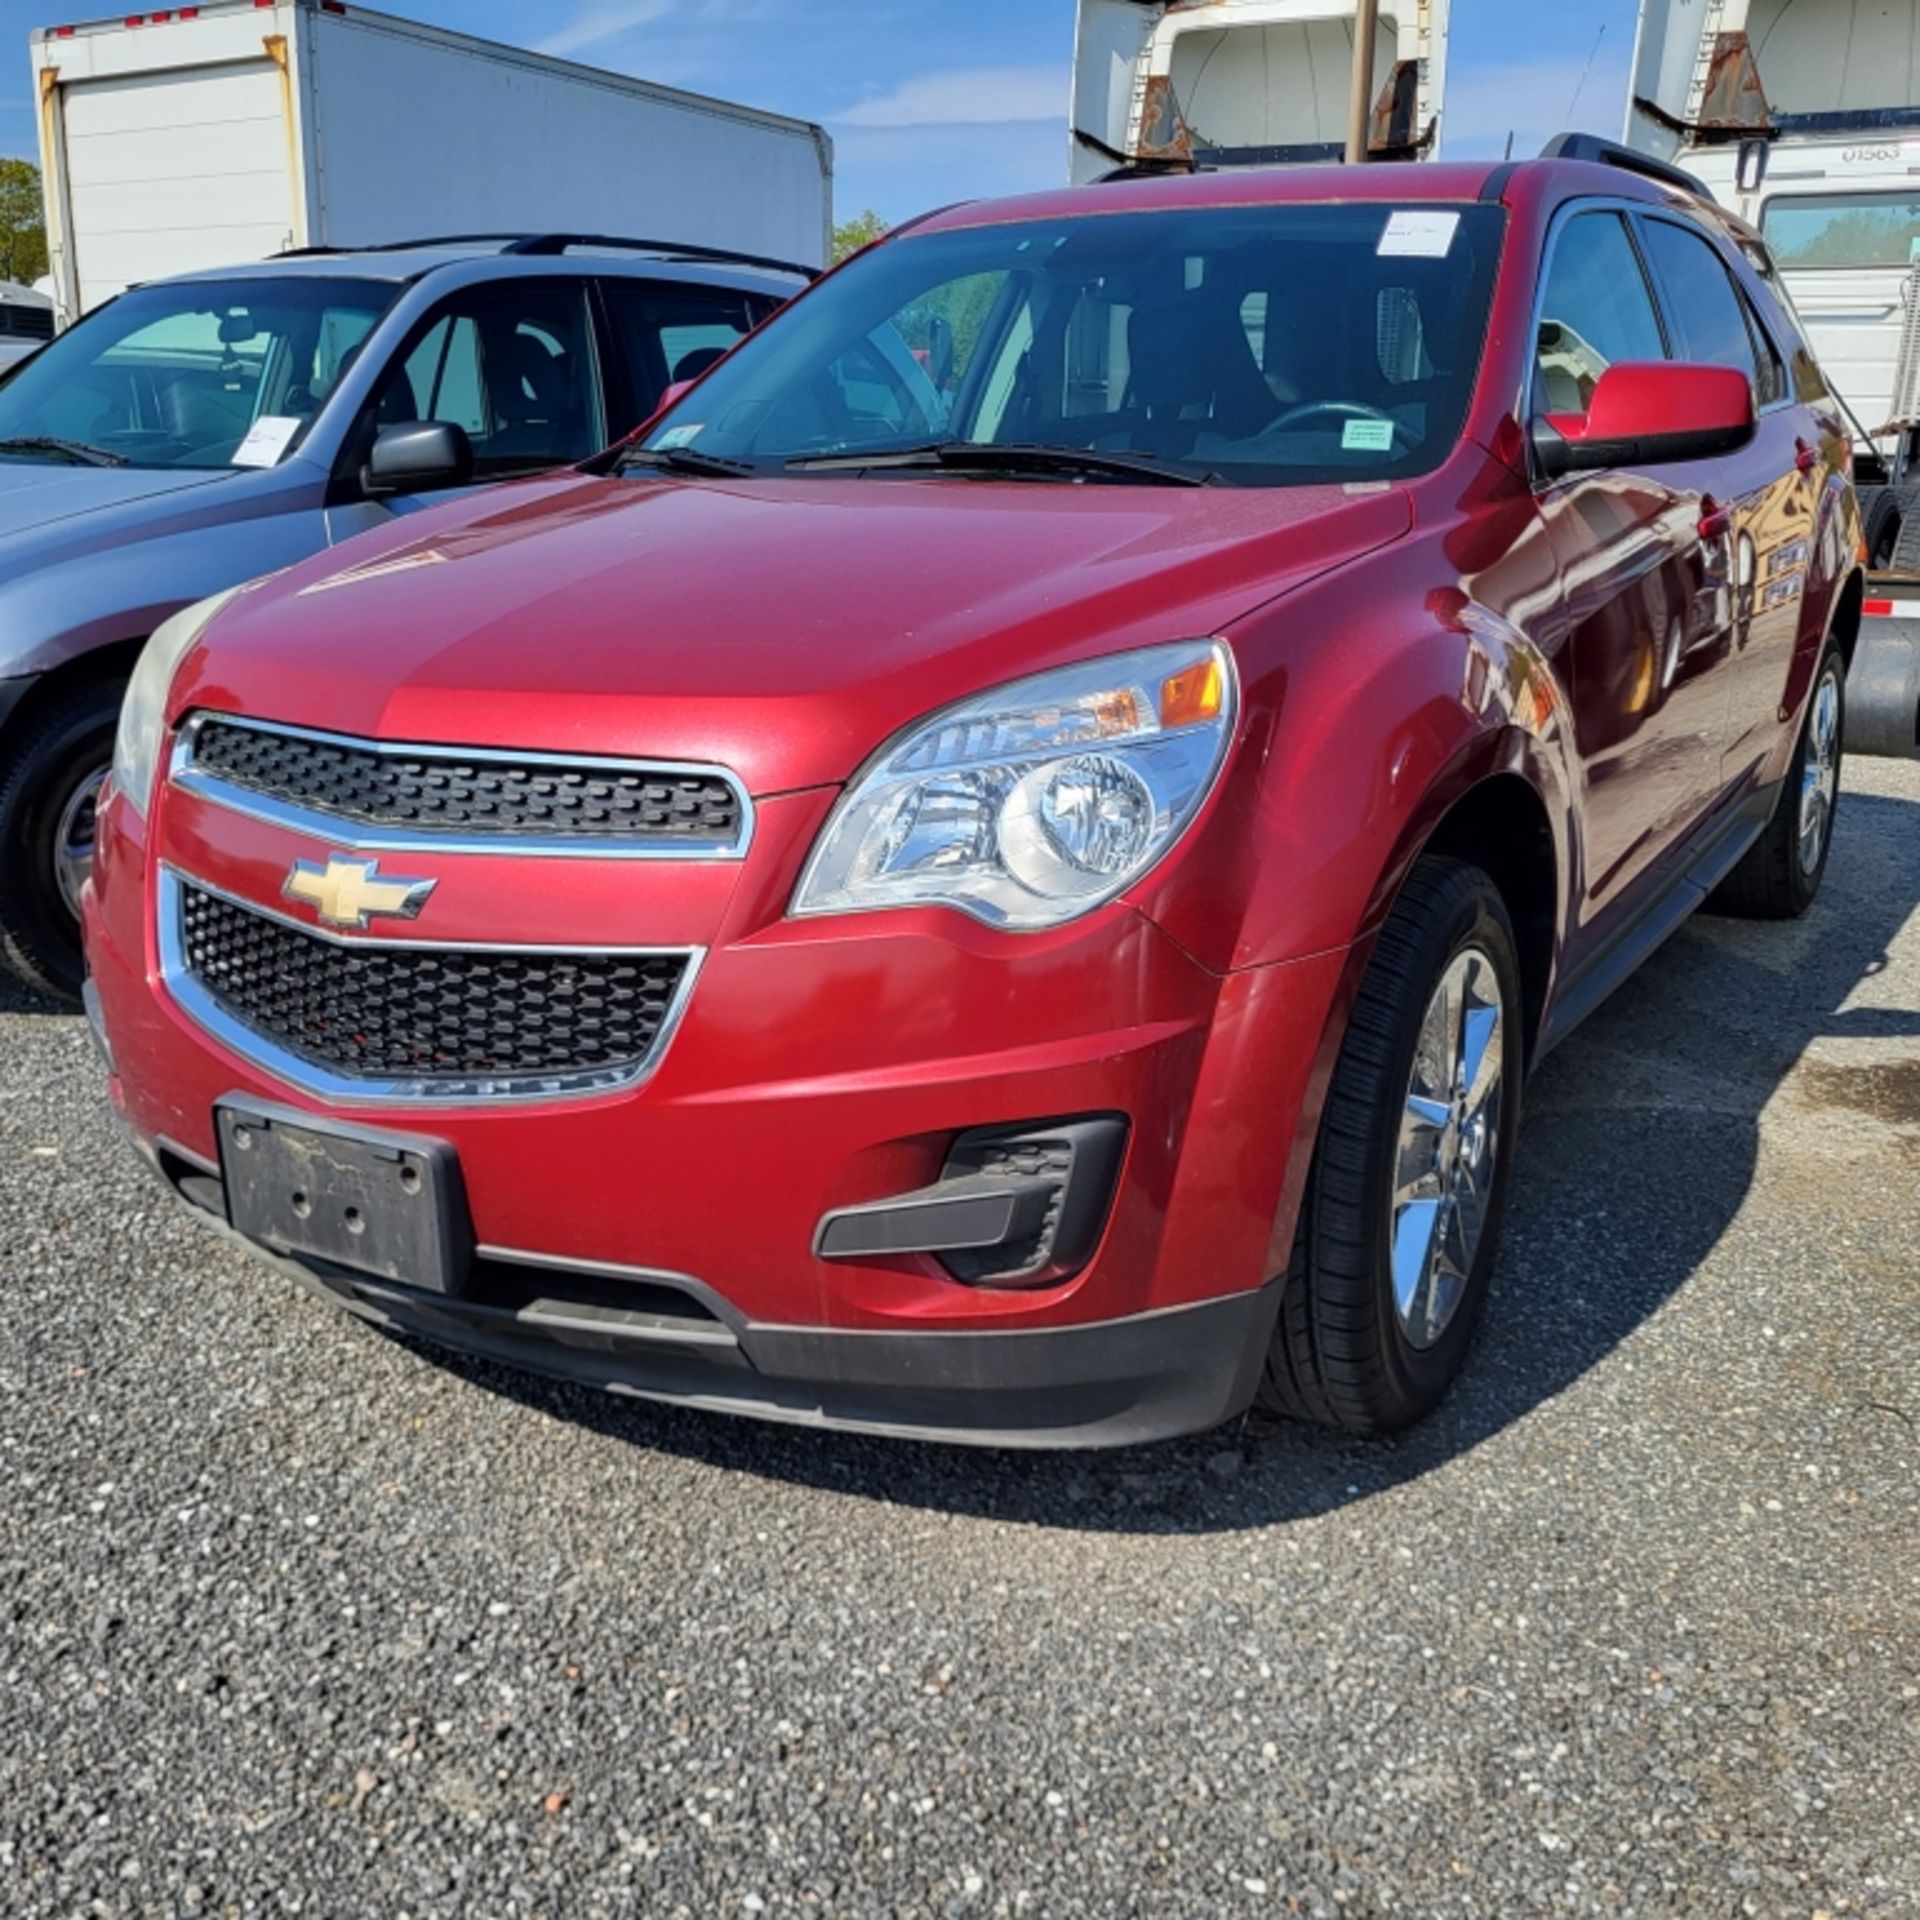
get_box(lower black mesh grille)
[188,718,744,846]
[179,884,689,1088]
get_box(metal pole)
[1347,0,1382,164]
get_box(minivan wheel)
[0,678,123,1002]
[1707,643,1844,922]
[1258,857,1525,1434]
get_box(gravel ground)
[3,761,1917,1920]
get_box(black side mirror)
[363,420,475,498]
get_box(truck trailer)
[1070,0,1450,182]
[33,0,833,327]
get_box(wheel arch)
[0,636,145,761]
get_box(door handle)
[1699,498,1733,541]
[1795,439,1819,476]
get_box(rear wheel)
[1259,857,1525,1434]
[1707,644,1844,921]
[0,679,122,1002]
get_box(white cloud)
[835,65,1062,129]
[537,1,676,58]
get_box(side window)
[1639,218,1782,404]
[603,283,771,421]
[1744,244,1831,405]
[366,281,604,479]
[1532,212,1667,419]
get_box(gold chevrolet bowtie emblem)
[283,855,437,930]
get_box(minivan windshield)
[0,276,398,471]
[641,203,1504,487]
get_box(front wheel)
[1259,857,1526,1434]
[0,678,122,1002]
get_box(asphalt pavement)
[3,760,1916,1918]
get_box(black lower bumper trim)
[242,1217,1277,1448]
[131,1119,1278,1447]
[318,1262,1277,1448]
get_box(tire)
[1860,485,1902,571]
[1259,856,1526,1434]
[1707,643,1845,921]
[1889,493,1920,576]
[0,678,122,1002]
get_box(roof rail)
[502,234,819,279]
[279,233,820,279]
[1540,132,1715,204]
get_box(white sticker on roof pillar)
[1378,211,1461,259]
[230,415,302,469]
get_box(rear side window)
[603,283,774,419]
[1639,218,1786,407]
[1532,211,1666,418]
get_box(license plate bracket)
[216,1103,472,1294]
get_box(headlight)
[110,588,243,821]
[792,640,1238,930]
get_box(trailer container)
[33,0,832,327]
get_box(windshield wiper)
[0,435,130,468]
[786,441,1215,487]
[616,445,757,479]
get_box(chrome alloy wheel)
[1797,666,1842,877]
[54,765,109,920]
[1391,947,1506,1350]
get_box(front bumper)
[86,778,1347,1448]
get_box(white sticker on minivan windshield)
[1378,211,1460,259]
[231,415,302,468]
[654,425,704,449]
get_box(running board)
[1538,784,1778,1056]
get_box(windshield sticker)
[1378,211,1460,260]
[1343,418,1397,453]
[231,415,303,469]
[654,425,704,449]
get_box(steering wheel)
[1273,399,1397,435]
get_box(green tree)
[0,158,48,286]
[832,209,888,264]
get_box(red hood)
[178,472,1411,795]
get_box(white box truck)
[1070,0,1450,183]
[33,0,833,327]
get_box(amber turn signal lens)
[1159,655,1227,728]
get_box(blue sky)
[0,0,1640,223]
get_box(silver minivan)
[0,237,799,997]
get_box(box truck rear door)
[62,61,293,317]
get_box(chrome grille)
[165,875,697,1102]
[176,715,749,857]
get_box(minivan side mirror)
[363,420,475,497]
[1532,363,1757,479]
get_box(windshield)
[642,203,1504,487]
[0,276,398,471]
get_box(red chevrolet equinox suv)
[84,141,1862,1447]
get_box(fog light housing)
[815,1115,1128,1287]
